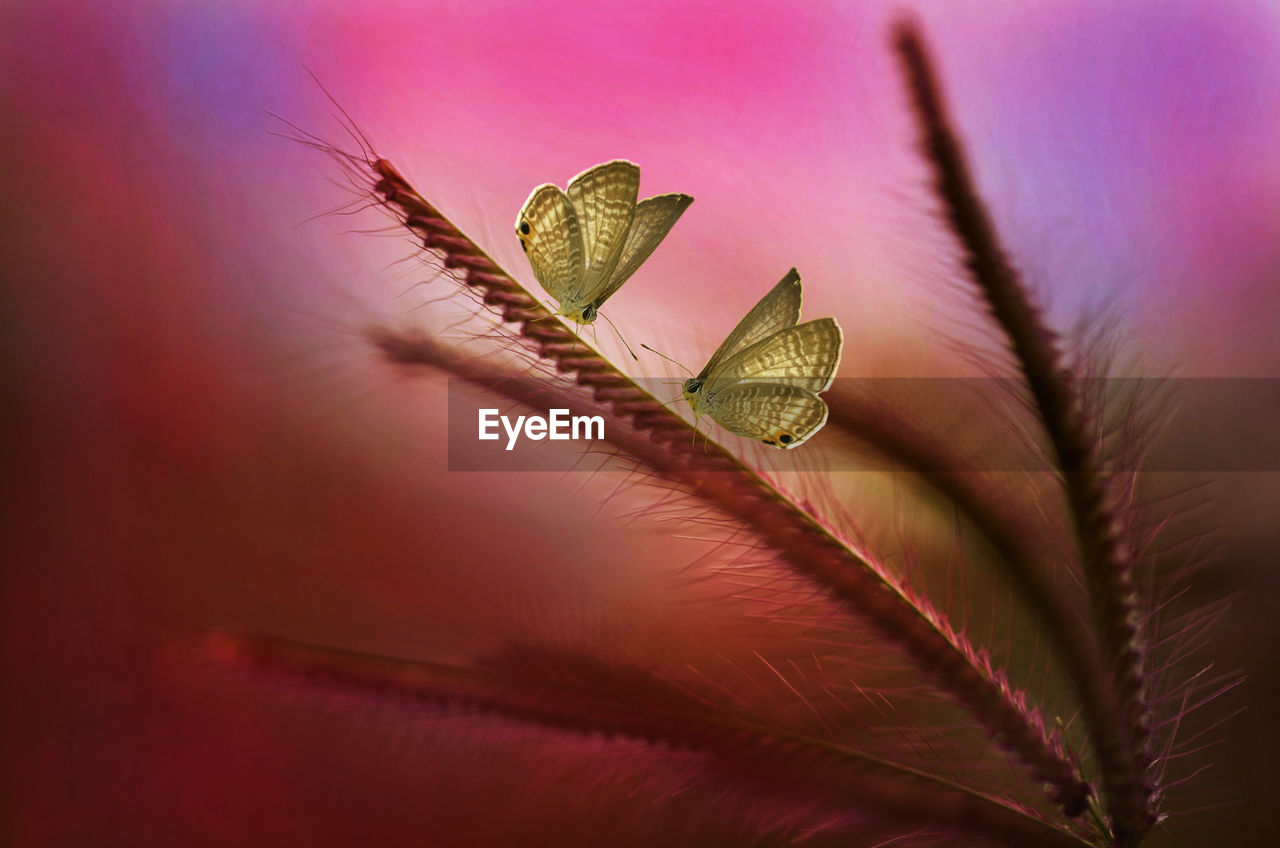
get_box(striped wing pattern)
[517,160,693,321]
[689,270,844,449]
[595,192,695,306]
[566,160,640,306]
[705,383,830,449]
[515,184,584,304]
[706,318,843,394]
[699,269,802,377]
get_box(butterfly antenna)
[600,311,639,361]
[640,343,693,376]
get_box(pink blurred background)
[3,0,1278,844]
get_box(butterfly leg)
[524,299,559,326]
[691,412,707,454]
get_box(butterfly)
[681,269,843,449]
[515,160,693,324]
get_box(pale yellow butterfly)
[681,269,843,449]
[515,160,693,324]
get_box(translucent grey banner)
[447,377,1280,472]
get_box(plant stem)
[355,154,1090,815]
[891,20,1152,844]
[215,632,1093,848]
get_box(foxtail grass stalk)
[824,386,1109,819]
[215,632,1092,848]
[358,155,1091,815]
[892,21,1153,845]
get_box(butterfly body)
[682,269,843,449]
[516,160,692,324]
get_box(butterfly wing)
[704,383,830,449]
[515,184,584,306]
[706,317,843,393]
[697,269,803,379]
[591,192,694,307]
[566,160,640,306]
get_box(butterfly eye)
[519,220,531,235]
[777,433,795,445]
[582,304,597,322]
[683,379,702,394]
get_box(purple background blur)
[3,1,1278,845]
